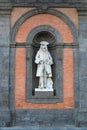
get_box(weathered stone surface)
[0,0,87,12]
[77,16,87,126]
[35,89,54,98]
[0,15,10,45]
[1,126,87,130]
[15,109,74,126]
[0,10,11,126]
[0,48,9,107]
[2,126,87,130]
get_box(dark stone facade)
[15,109,74,126]
[0,10,11,127]
[0,0,87,127]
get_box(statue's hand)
[46,61,51,65]
[40,60,43,64]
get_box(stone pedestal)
[35,88,54,98]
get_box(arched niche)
[26,25,63,103]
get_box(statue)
[35,41,53,89]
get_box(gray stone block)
[0,48,11,126]
[14,109,74,126]
[77,15,87,126]
[0,0,10,2]
[0,15,10,45]
[38,0,62,2]
[0,108,11,127]
[0,10,11,126]
[35,89,54,98]
[78,111,87,126]
[15,0,36,2]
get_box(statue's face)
[41,43,47,51]
[40,41,49,51]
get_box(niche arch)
[11,9,78,43]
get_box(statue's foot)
[39,86,44,89]
[47,86,53,89]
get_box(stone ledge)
[0,1,87,11]
[35,88,54,92]
[35,88,54,97]
[0,126,87,130]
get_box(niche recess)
[26,25,63,103]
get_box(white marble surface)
[35,88,54,92]
[35,41,53,90]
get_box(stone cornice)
[0,0,87,15]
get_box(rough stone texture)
[34,89,54,97]
[0,0,86,11]
[15,109,74,126]
[1,126,87,130]
[0,48,9,105]
[0,12,11,126]
[0,15,10,45]
[77,15,87,126]
[0,48,11,126]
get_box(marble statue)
[35,41,53,89]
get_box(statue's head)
[40,41,49,51]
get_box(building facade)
[0,0,87,127]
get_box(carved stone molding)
[0,0,87,13]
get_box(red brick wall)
[11,10,77,109]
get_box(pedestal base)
[35,88,54,97]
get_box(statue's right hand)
[40,60,43,64]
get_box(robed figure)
[35,41,53,89]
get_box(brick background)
[55,8,78,29]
